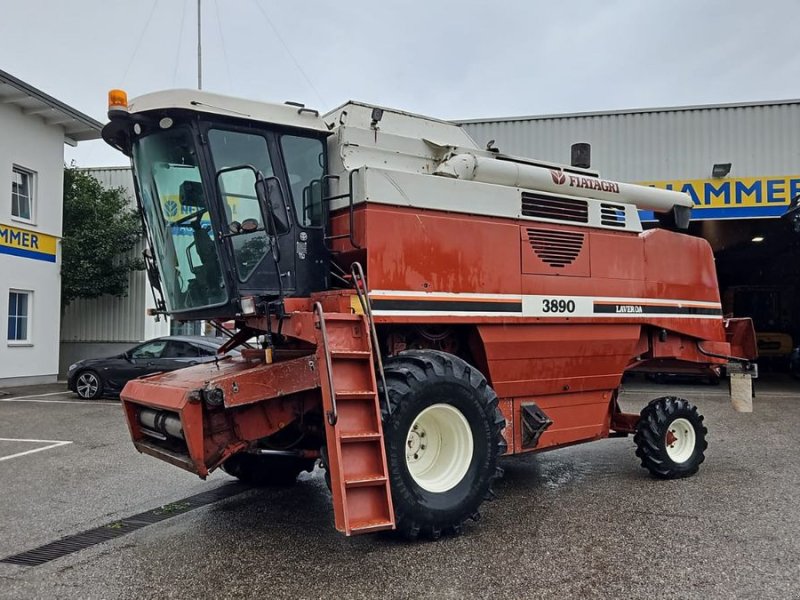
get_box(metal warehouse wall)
[457,100,800,182]
[60,167,151,344]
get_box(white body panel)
[350,167,643,233]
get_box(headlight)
[68,363,79,372]
[203,387,225,407]
[240,295,256,315]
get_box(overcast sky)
[1,0,798,167]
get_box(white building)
[59,167,170,376]
[0,69,101,387]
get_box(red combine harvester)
[102,89,757,539]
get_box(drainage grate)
[0,484,246,567]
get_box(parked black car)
[68,336,236,399]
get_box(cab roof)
[127,89,331,134]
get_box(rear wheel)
[634,396,707,479]
[380,350,506,539]
[75,370,103,400]
[221,453,315,486]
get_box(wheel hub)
[406,425,426,463]
[664,417,696,463]
[404,403,474,493]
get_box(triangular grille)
[527,228,585,268]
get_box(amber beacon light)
[107,89,129,116]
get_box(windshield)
[132,127,227,312]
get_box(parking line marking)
[0,397,119,406]
[0,391,68,400]
[0,438,73,462]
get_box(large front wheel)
[381,350,506,539]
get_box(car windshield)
[132,127,228,312]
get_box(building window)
[8,290,31,344]
[12,166,35,222]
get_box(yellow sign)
[639,175,800,219]
[0,222,57,263]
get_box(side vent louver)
[521,192,588,224]
[527,228,585,268]
[600,203,626,227]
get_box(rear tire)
[634,396,707,479]
[380,350,506,539]
[221,453,315,486]
[75,370,103,400]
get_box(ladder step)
[331,350,372,360]
[345,475,388,488]
[340,432,383,443]
[335,390,376,401]
[348,519,395,534]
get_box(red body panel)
[330,202,734,455]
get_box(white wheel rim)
[405,403,474,493]
[665,418,696,463]
[77,373,98,398]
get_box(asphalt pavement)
[0,377,798,599]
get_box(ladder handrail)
[313,301,338,425]
[350,262,391,415]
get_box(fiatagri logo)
[549,169,620,193]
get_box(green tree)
[61,168,144,306]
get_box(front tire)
[381,350,506,539]
[221,453,315,486]
[75,370,103,400]
[634,396,707,479]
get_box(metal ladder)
[313,300,395,535]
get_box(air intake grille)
[601,203,626,227]
[527,228,585,268]
[521,192,588,223]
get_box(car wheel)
[380,350,506,540]
[634,396,707,479]
[75,370,103,400]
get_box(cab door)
[207,127,296,297]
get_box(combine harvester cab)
[102,89,757,539]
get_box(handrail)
[323,169,362,249]
[313,301,338,425]
[351,262,391,415]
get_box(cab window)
[281,135,324,227]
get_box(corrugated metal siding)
[60,167,149,343]
[458,102,800,182]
